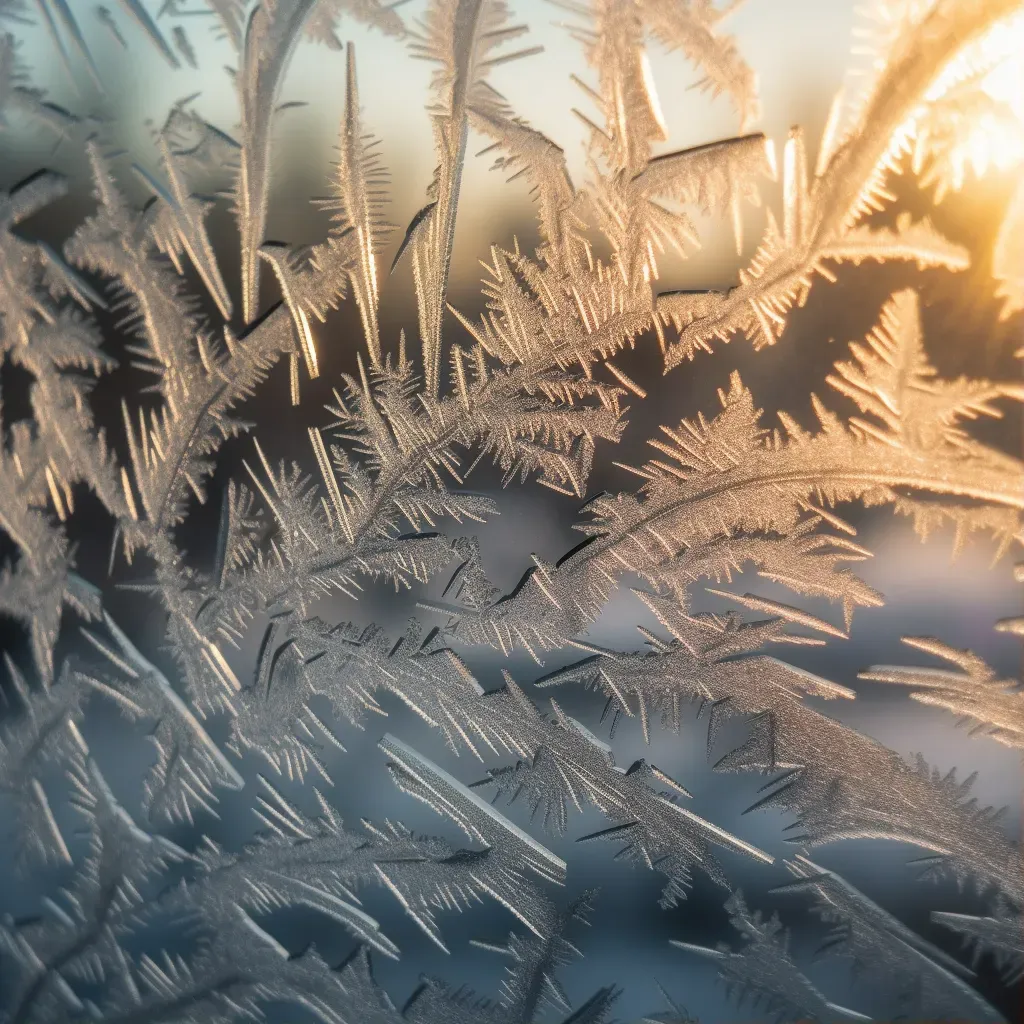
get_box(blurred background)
[0,1,1021,1020]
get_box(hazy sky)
[19,1,861,148]
[12,0,861,289]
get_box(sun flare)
[920,10,1024,192]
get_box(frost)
[0,742,575,1022]
[404,891,620,1024]
[235,0,404,324]
[541,591,1024,905]
[861,635,1024,749]
[394,0,542,397]
[261,42,392,372]
[0,0,1022,1021]
[443,290,1022,658]
[773,855,1006,1022]
[934,899,1024,986]
[671,890,871,1023]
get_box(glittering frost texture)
[0,0,1022,1021]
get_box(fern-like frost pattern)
[0,0,1022,1021]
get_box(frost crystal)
[0,0,1022,1021]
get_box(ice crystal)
[861,635,1024,749]
[671,890,872,1023]
[0,0,1022,1021]
[772,856,1006,1021]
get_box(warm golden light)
[962,42,1024,178]
[919,11,1024,194]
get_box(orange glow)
[923,11,1024,191]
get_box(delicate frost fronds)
[261,42,393,374]
[637,0,759,130]
[773,855,1007,1022]
[0,655,88,866]
[64,137,296,559]
[135,133,233,321]
[382,732,568,900]
[658,0,1019,365]
[0,2,1022,1022]
[405,890,620,1024]
[203,345,625,635]
[858,584,1024,1002]
[0,455,78,685]
[659,143,970,364]
[0,754,189,1023]
[861,635,1024,749]
[441,290,1022,659]
[672,890,872,1022]
[236,0,405,325]
[183,764,566,956]
[1,746,576,1022]
[639,982,699,1024]
[542,593,1024,903]
[73,610,245,824]
[229,616,770,908]
[396,0,542,397]
[934,900,1024,986]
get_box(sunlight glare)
[925,11,1024,191]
